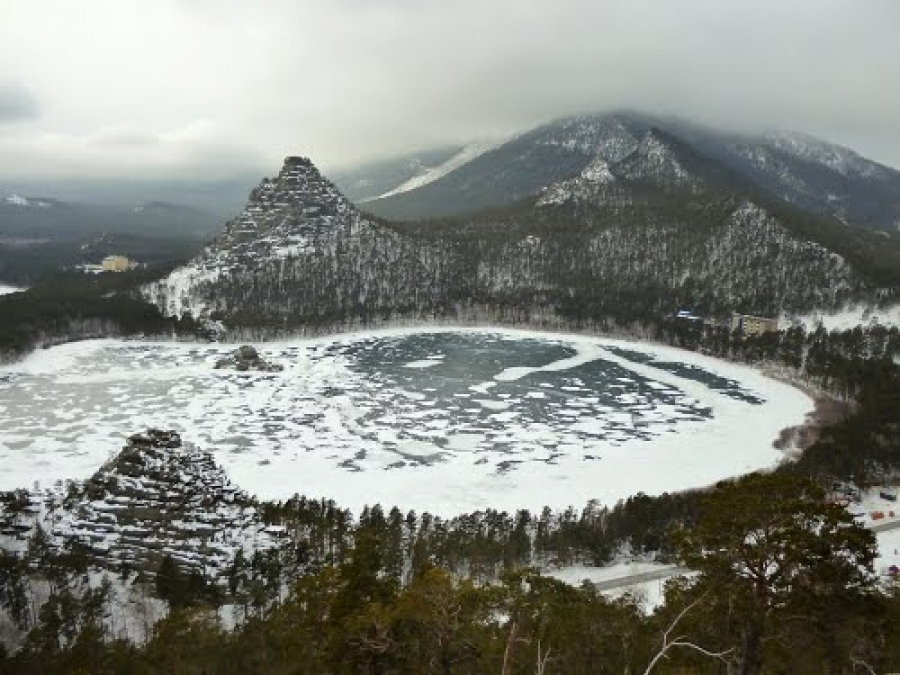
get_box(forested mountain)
[360,112,900,232]
[146,150,900,334]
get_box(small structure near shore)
[101,255,136,272]
[214,345,283,372]
[731,312,779,337]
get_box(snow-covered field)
[0,328,812,516]
[0,284,24,295]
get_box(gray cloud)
[0,83,38,123]
[1,0,899,181]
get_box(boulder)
[236,345,258,360]
[213,345,283,372]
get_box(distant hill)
[0,173,261,218]
[0,194,222,240]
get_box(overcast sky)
[2,0,899,182]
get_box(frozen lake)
[0,328,812,515]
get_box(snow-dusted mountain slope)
[145,153,891,333]
[672,125,900,233]
[331,146,466,202]
[368,142,499,201]
[356,112,900,231]
[146,156,422,320]
[359,114,645,220]
[535,128,741,207]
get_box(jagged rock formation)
[214,344,283,371]
[535,128,726,206]
[145,156,442,324]
[0,430,282,578]
[146,146,898,335]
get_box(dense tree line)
[0,233,203,286]
[0,269,205,361]
[3,473,899,674]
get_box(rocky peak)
[144,154,379,319]
[0,430,283,580]
[535,154,619,207]
[579,156,617,184]
[274,156,353,214]
[613,129,697,189]
[213,155,355,251]
[537,113,640,162]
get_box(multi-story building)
[730,312,779,337]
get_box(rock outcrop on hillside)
[0,430,283,579]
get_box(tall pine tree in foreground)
[671,472,878,675]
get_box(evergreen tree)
[673,472,879,675]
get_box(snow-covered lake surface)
[0,328,812,515]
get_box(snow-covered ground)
[0,284,24,295]
[546,561,669,586]
[0,327,812,516]
[368,142,498,200]
[784,304,900,331]
[849,488,900,526]
[547,561,693,612]
[876,529,900,578]
[848,488,900,579]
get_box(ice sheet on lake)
[0,327,813,516]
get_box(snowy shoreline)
[0,326,814,516]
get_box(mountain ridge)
[346,112,900,232]
[146,148,900,336]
